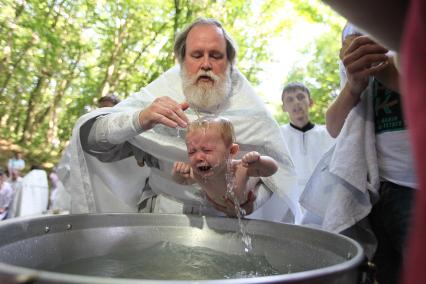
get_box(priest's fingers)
[161,96,189,125]
[139,97,188,129]
[155,97,188,128]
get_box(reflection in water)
[52,242,280,280]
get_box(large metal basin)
[0,214,363,283]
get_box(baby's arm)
[172,161,196,185]
[241,151,278,177]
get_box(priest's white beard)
[181,66,232,113]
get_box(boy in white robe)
[280,82,334,223]
[10,166,49,217]
[252,83,335,224]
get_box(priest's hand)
[138,97,189,130]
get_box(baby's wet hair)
[187,116,236,146]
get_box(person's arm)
[171,161,196,185]
[241,151,278,177]
[326,35,390,137]
[84,97,189,160]
[326,83,363,138]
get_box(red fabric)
[402,0,426,283]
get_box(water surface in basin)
[52,241,284,280]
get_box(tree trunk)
[20,75,49,143]
[98,20,128,97]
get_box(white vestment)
[280,124,335,187]
[10,169,49,217]
[51,145,77,212]
[49,180,71,212]
[280,124,335,223]
[67,66,297,218]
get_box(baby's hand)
[172,161,192,178]
[241,151,261,168]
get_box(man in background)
[281,82,334,191]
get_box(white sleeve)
[87,109,143,151]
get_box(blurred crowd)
[0,95,121,220]
[0,151,69,220]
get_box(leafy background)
[0,0,345,171]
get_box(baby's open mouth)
[197,165,212,172]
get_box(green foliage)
[0,0,345,169]
[273,1,345,125]
[0,0,294,168]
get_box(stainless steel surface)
[0,214,364,283]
